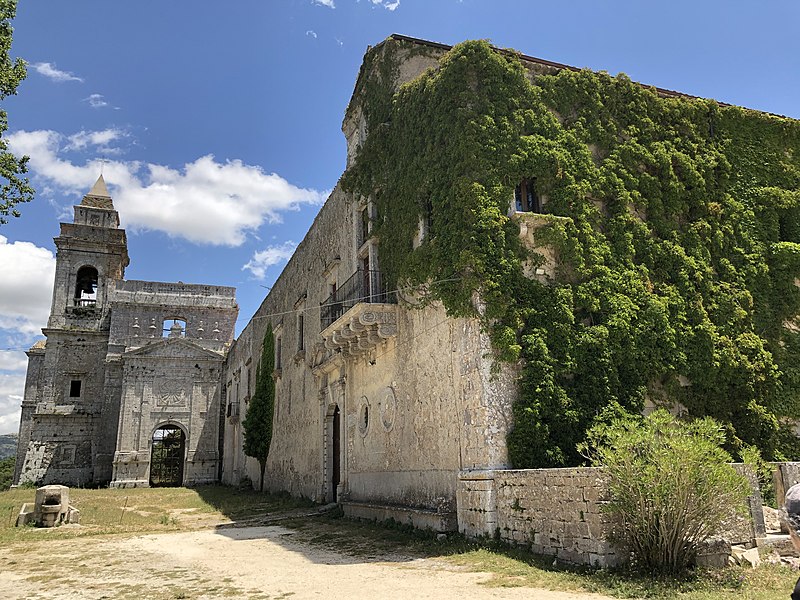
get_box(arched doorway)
[150,425,185,487]
[332,405,340,501]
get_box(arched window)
[74,266,98,306]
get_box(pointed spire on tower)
[88,174,110,198]
[81,174,114,209]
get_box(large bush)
[581,408,750,574]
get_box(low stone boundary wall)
[342,501,457,532]
[458,468,619,567]
[458,465,765,568]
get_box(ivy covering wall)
[342,38,800,468]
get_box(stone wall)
[457,465,765,568]
[222,193,516,513]
[458,468,620,567]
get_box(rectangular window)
[360,206,370,246]
[297,313,305,351]
[514,178,541,213]
[275,336,282,369]
[69,380,82,398]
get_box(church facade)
[13,177,238,488]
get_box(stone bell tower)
[14,176,130,486]
[47,175,129,330]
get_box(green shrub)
[0,456,14,491]
[581,408,750,574]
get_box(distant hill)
[0,434,17,459]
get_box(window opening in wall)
[358,399,370,437]
[275,336,282,370]
[360,206,370,246]
[163,318,187,338]
[362,256,371,300]
[74,266,98,306]
[297,313,305,351]
[69,380,82,398]
[514,178,541,213]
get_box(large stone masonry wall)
[458,465,765,568]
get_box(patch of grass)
[0,484,312,544]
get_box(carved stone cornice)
[320,302,397,358]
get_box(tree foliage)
[343,38,800,467]
[0,0,32,224]
[0,455,14,491]
[242,325,276,492]
[581,408,750,574]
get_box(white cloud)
[0,351,27,373]
[0,350,28,434]
[242,242,297,279]
[65,128,127,152]
[84,93,111,108]
[0,373,23,434]
[306,30,318,38]
[369,0,399,8]
[6,129,328,246]
[32,62,84,83]
[0,236,55,337]
[313,0,335,7]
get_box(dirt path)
[0,524,615,600]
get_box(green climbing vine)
[342,38,800,467]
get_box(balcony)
[319,269,397,356]
[320,269,394,330]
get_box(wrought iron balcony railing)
[320,269,395,330]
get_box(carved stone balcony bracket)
[320,302,397,357]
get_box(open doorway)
[150,425,185,487]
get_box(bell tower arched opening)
[74,266,98,306]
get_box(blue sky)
[0,0,798,433]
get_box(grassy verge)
[0,484,312,544]
[282,513,800,600]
